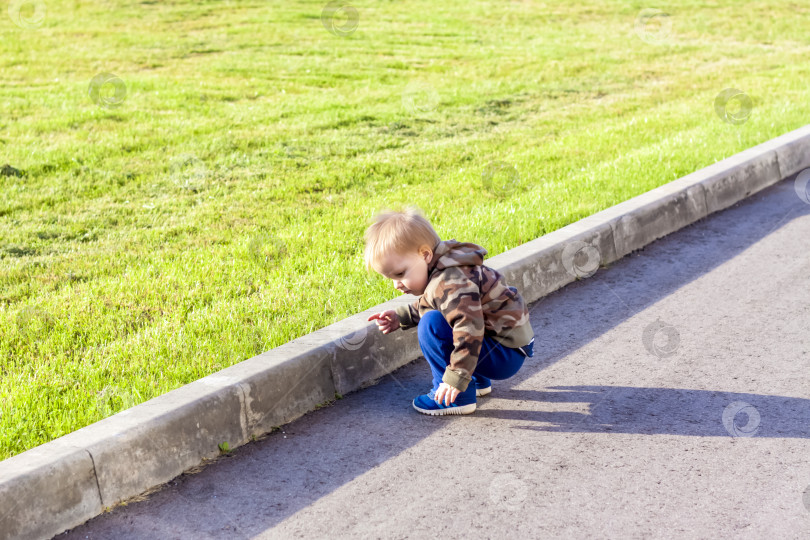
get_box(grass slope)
[1,0,808,459]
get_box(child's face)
[378,247,432,296]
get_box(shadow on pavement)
[481,385,810,438]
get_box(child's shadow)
[477,385,810,438]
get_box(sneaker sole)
[475,386,491,397]
[412,401,477,415]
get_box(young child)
[364,206,535,416]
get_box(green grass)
[1,0,809,460]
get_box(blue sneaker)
[412,388,476,416]
[473,374,491,397]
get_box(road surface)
[60,175,810,539]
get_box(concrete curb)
[2,124,809,540]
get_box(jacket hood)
[427,239,487,278]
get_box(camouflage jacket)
[394,239,534,392]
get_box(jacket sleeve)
[434,268,485,393]
[394,298,421,330]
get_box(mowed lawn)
[1,0,809,460]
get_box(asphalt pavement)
[59,174,810,539]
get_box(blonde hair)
[363,205,441,274]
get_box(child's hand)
[367,310,401,334]
[434,382,461,405]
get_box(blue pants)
[417,310,529,402]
